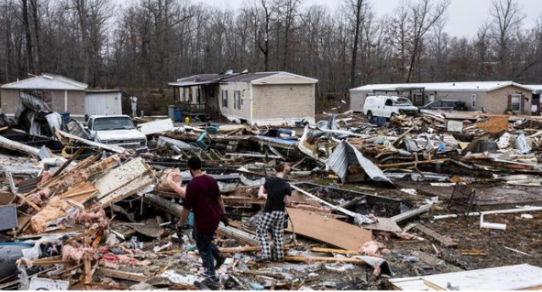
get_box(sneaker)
[198,278,219,290]
[255,256,271,263]
[215,254,226,270]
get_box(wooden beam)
[284,256,365,265]
[220,244,293,254]
[310,247,360,255]
[97,268,147,283]
[410,224,457,248]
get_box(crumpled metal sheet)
[327,141,392,184]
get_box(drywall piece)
[285,208,373,250]
[138,119,174,135]
[447,120,464,133]
[422,264,542,290]
[98,174,154,207]
[29,278,69,290]
[95,158,151,205]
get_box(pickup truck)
[86,115,147,151]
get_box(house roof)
[1,74,88,91]
[169,71,318,87]
[86,89,122,94]
[525,85,542,93]
[350,81,532,93]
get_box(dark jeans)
[193,230,220,282]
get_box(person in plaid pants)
[256,163,292,263]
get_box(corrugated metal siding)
[85,92,122,116]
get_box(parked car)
[419,100,468,111]
[86,115,147,151]
[362,96,419,120]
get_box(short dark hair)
[275,163,287,173]
[187,156,202,171]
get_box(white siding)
[85,92,122,116]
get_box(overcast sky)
[199,0,542,38]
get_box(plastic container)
[174,108,183,122]
[60,112,70,125]
[0,242,34,280]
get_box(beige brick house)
[350,81,533,115]
[169,71,318,126]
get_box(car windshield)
[423,101,436,107]
[394,98,413,106]
[93,117,135,131]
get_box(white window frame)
[234,90,241,110]
[222,90,229,108]
[511,94,521,112]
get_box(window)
[472,94,477,108]
[395,98,413,106]
[234,90,241,110]
[385,99,393,106]
[41,91,53,111]
[222,90,229,108]
[511,94,521,111]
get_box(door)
[383,98,394,117]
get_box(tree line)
[1,0,541,98]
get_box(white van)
[362,96,419,120]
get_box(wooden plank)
[220,244,293,254]
[411,224,457,248]
[285,208,372,250]
[97,268,147,283]
[284,256,365,265]
[420,264,542,291]
[310,247,360,255]
[216,225,259,246]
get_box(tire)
[366,111,373,120]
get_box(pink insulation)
[31,196,69,233]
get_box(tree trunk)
[74,0,90,83]
[30,0,41,73]
[21,0,34,74]
[350,0,363,88]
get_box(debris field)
[1,109,542,291]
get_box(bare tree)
[21,0,34,73]
[405,0,450,82]
[347,0,365,88]
[490,0,525,69]
[258,0,273,71]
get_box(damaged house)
[1,74,89,120]
[350,81,533,115]
[169,71,317,126]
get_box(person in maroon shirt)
[178,157,226,289]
